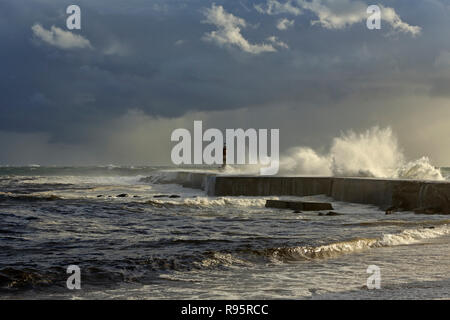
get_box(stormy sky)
[1,0,450,166]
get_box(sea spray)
[278,126,444,180]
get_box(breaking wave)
[0,192,62,202]
[261,224,450,262]
[139,225,450,271]
[146,196,269,209]
[344,219,450,228]
[279,127,444,180]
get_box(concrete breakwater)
[148,172,450,214]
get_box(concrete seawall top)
[153,171,450,214]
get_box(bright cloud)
[277,18,295,30]
[202,4,277,54]
[255,0,421,36]
[297,0,421,36]
[255,0,302,15]
[31,24,92,50]
[267,36,289,48]
[381,6,422,36]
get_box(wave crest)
[146,196,268,209]
[279,127,444,180]
[261,224,450,262]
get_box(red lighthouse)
[222,144,227,169]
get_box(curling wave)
[146,196,269,209]
[261,224,450,262]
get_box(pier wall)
[213,176,450,213]
[151,172,450,213]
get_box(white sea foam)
[197,252,253,268]
[278,126,444,180]
[148,196,270,208]
[269,224,450,262]
[30,175,146,186]
[378,225,450,246]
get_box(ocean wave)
[2,225,448,292]
[145,196,269,209]
[140,171,181,184]
[260,224,450,262]
[0,192,61,202]
[140,224,450,270]
[0,267,53,290]
[140,169,218,184]
[196,252,254,268]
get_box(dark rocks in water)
[293,210,302,213]
[318,211,342,216]
[385,206,396,215]
[97,195,103,198]
[116,194,128,198]
[265,200,333,211]
[392,183,450,214]
[385,206,405,215]
[385,205,446,215]
[153,194,180,198]
[413,207,444,215]
[133,195,140,198]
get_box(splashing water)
[396,157,444,180]
[279,127,444,180]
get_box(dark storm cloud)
[1,0,450,164]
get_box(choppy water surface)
[0,166,449,299]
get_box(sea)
[0,165,449,299]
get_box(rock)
[116,194,128,198]
[153,194,180,198]
[318,211,342,216]
[385,206,396,215]
[413,207,443,215]
[265,200,333,211]
[97,195,103,198]
[133,195,139,198]
[385,206,405,215]
[293,210,302,213]
[393,183,450,214]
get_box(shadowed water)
[0,166,449,299]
